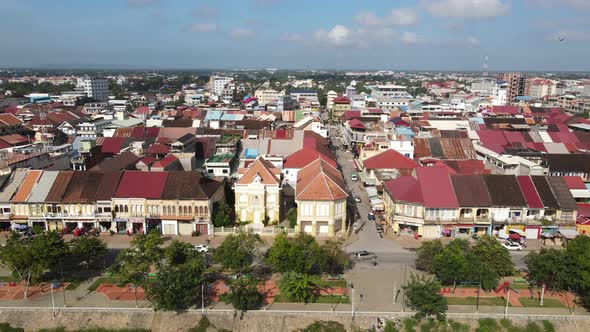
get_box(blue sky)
[0,0,589,70]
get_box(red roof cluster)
[114,171,168,198]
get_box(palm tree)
[278,272,326,303]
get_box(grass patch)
[446,296,507,306]
[519,298,565,308]
[324,280,346,288]
[88,276,120,291]
[273,293,350,304]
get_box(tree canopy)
[416,240,444,273]
[213,233,262,271]
[278,271,325,304]
[265,233,325,274]
[220,277,265,311]
[403,273,448,321]
[68,236,108,270]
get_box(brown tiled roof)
[162,171,221,200]
[483,175,527,207]
[95,171,123,201]
[296,159,348,201]
[237,157,281,185]
[11,170,42,203]
[91,151,139,171]
[546,176,578,210]
[61,172,104,204]
[531,176,560,209]
[450,175,492,207]
[546,154,590,174]
[45,171,74,203]
[0,113,23,126]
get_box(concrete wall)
[1,309,590,332]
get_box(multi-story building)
[371,85,410,99]
[526,78,557,99]
[77,77,109,102]
[208,75,233,97]
[492,81,508,106]
[295,159,348,237]
[254,89,280,106]
[326,90,338,109]
[77,118,112,138]
[496,73,526,104]
[234,157,282,226]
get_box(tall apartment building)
[254,89,280,106]
[371,85,410,98]
[77,77,109,102]
[525,78,557,99]
[496,73,526,104]
[208,76,233,97]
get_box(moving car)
[501,242,523,251]
[375,223,384,232]
[351,173,358,181]
[194,244,209,253]
[352,250,377,261]
[368,212,376,221]
[355,196,361,203]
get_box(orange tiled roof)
[11,170,42,203]
[236,157,280,185]
[296,159,348,201]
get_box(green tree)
[265,233,325,274]
[68,236,108,270]
[213,201,232,227]
[415,240,444,273]
[471,235,515,277]
[130,230,164,267]
[286,208,297,228]
[278,271,325,303]
[564,236,590,292]
[432,240,469,290]
[147,240,205,311]
[320,240,349,275]
[524,249,572,295]
[213,233,262,271]
[403,273,447,321]
[0,231,68,299]
[220,277,265,311]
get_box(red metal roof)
[476,130,508,153]
[152,154,178,168]
[114,171,168,198]
[101,137,126,154]
[563,176,586,190]
[384,176,423,204]
[284,147,336,169]
[416,166,458,208]
[492,106,519,115]
[348,119,366,130]
[146,143,170,155]
[131,127,160,139]
[364,149,417,170]
[343,111,361,120]
[516,176,544,209]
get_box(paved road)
[328,124,528,270]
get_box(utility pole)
[50,282,56,318]
[402,264,407,312]
[349,283,355,320]
[540,283,545,306]
[476,265,482,313]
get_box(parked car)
[194,244,209,253]
[352,250,377,261]
[368,212,376,221]
[501,242,523,251]
[355,196,361,203]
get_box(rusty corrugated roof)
[44,171,74,203]
[11,170,42,203]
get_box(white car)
[502,242,523,251]
[194,244,209,253]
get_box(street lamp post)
[349,283,355,320]
[50,282,56,317]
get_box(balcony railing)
[44,213,95,219]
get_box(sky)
[0,0,589,71]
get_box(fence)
[213,225,296,236]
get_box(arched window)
[204,206,208,215]
[124,205,129,213]
[115,205,119,213]
[199,206,203,215]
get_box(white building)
[326,90,338,109]
[209,76,233,97]
[371,85,410,99]
[528,79,557,99]
[77,77,109,102]
[492,81,508,106]
[254,89,280,106]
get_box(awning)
[508,229,526,237]
[559,228,579,239]
[366,186,378,198]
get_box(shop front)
[128,217,145,234]
[474,222,491,235]
[113,218,128,234]
[161,219,177,235]
[146,218,162,234]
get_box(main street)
[328,122,528,270]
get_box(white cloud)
[548,30,590,41]
[355,8,417,26]
[280,32,304,42]
[421,0,509,19]
[401,32,425,44]
[314,25,353,47]
[230,28,256,39]
[313,25,398,48]
[186,23,217,33]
